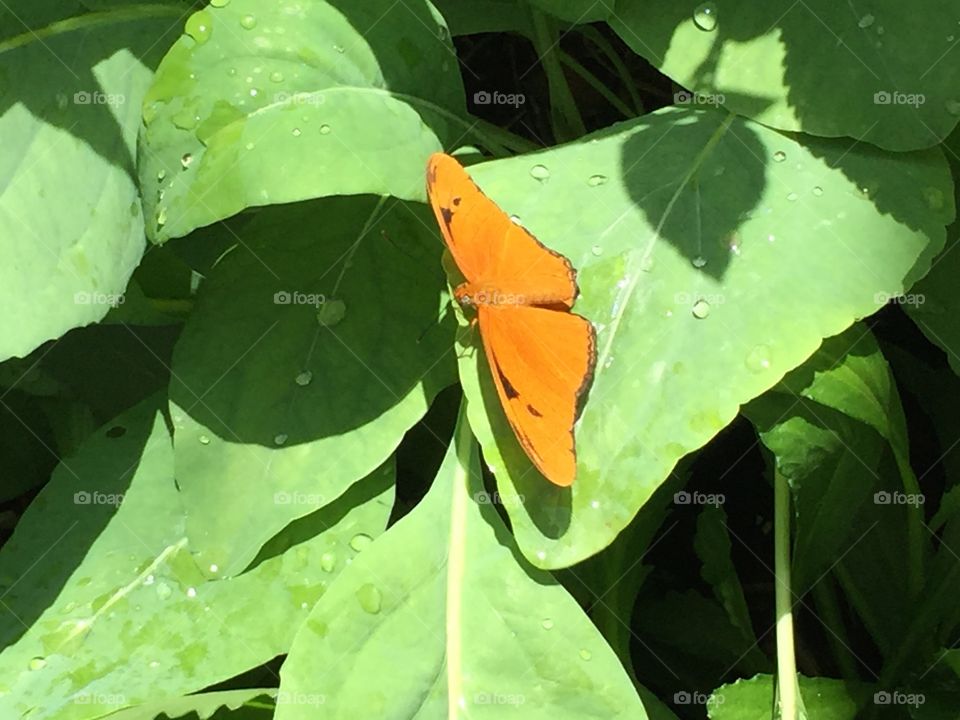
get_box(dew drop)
[355,583,382,614]
[536,550,547,561]
[295,370,313,386]
[542,619,554,630]
[227,67,237,76]
[590,499,601,509]
[186,587,197,598]
[579,648,593,661]
[812,186,823,196]
[530,164,550,182]
[692,255,707,268]
[245,141,255,150]
[210,0,230,6]
[773,150,786,162]
[746,345,772,373]
[292,127,301,137]
[28,657,46,671]
[156,207,167,227]
[587,174,608,187]
[157,169,166,182]
[692,299,711,319]
[786,191,798,202]
[181,153,193,169]
[693,2,718,31]
[185,10,213,45]
[156,582,172,600]
[320,552,336,572]
[350,533,373,552]
[591,244,603,256]
[269,71,284,83]
[316,298,346,326]
[240,14,257,29]
[144,574,155,586]
[249,87,259,98]
[274,433,288,446]
[209,564,219,574]
[946,100,960,116]
[319,124,331,135]
[509,214,523,225]
[149,660,160,669]
[333,44,345,54]
[924,186,945,210]
[767,233,775,243]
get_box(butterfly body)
[427,153,596,487]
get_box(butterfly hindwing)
[477,304,596,487]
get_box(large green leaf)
[707,674,869,720]
[607,0,960,150]
[108,689,276,720]
[0,395,395,720]
[275,408,647,719]
[453,107,950,568]
[0,2,183,361]
[139,0,469,242]
[745,326,922,593]
[169,197,455,576]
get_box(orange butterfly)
[426,152,596,487]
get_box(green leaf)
[432,0,533,36]
[454,107,950,568]
[0,2,183,360]
[139,0,469,242]
[0,395,395,720]
[694,505,755,647]
[275,407,647,719]
[745,326,921,593]
[169,197,455,576]
[608,0,960,151]
[107,689,276,720]
[707,674,870,720]
[908,229,960,376]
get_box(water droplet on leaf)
[773,150,786,162]
[587,174,607,186]
[185,10,213,44]
[693,2,718,31]
[745,345,772,373]
[295,371,313,386]
[530,164,550,182]
[274,433,288,446]
[692,299,711,319]
[350,533,373,552]
[356,583,382,614]
[692,255,707,268]
[240,14,257,29]
[858,13,875,28]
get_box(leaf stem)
[528,8,586,141]
[775,468,800,720]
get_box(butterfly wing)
[477,304,596,487]
[426,152,578,307]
